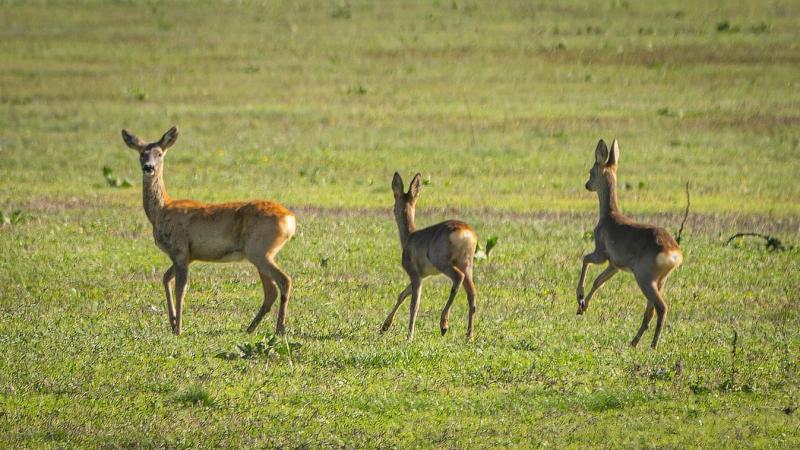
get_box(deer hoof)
[440,327,448,336]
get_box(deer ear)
[594,139,609,165]
[609,139,620,165]
[392,172,404,197]
[408,173,422,199]
[121,129,145,152]
[158,126,179,150]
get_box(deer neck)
[598,171,621,219]
[394,204,416,248]
[143,171,170,225]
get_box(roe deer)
[121,126,295,336]
[576,139,682,349]
[380,172,478,341]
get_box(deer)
[576,139,683,349]
[121,126,295,336]
[380,172,478,341]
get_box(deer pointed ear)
[594,139,609,165]
[408,173,422,199]
[121,129,145,151]
[158,126,179,150]
[609,139,620,165]
[392,172,404,197]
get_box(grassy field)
[1,0,799,447]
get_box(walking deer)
[381,172,478,341]
[576,139,683,349]
[121,126,295,336]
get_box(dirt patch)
[535,43,800,67]
[25,196,99,212]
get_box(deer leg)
[657,271,671,295]
[438,266,465,336]
[576,251,607,315]
[463,266,477,341]
[162,265,177,333]
[636,276,668,349]
[263,259,292,336]
[581,265,619,314]
[173,264,189,336]
[407,277,423,341]
[381,284,411,333]
[630,303,655,348]
[247,252,292,335]
[247,271,278,333]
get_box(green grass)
[1,0,799,447]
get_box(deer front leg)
[173,264,189,336]
[576,251,606,314]
[381,284,412,333]
[581,265,618,314]
[162,265,177,333]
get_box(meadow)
[1,0,799,447]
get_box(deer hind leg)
[631,303,654,348]
[463,265,477,341]
[438,266,465,336]
[635,275,668,349]
[407,277,423,341]
[246,231,293,335]
[381,283,411,333]
[249,256,291,335]
[162,265,177,333]
[173,263,189,336]
[581,265,619,314]
[246,271,278,333]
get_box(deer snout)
[142,164,155,175]
[584,181,592,191]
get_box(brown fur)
[577,139,683,349]
[122,126,295,336]
[381,172,478,341]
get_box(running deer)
[380,172,478,340]
[121,126,295,336]
[576,139,683,349]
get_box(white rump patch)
[282,215,297,236]
[656,251,682,268]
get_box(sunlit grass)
[0,0,798,447]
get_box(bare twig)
[724,232,786,251]
[676,181,690,244]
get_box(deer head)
[585,138,619,192]
[121,126,179,177]
[392,172,422,217]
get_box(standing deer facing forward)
[577,139,683,349]
[121,126,295,336]
[381,172,478,341]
